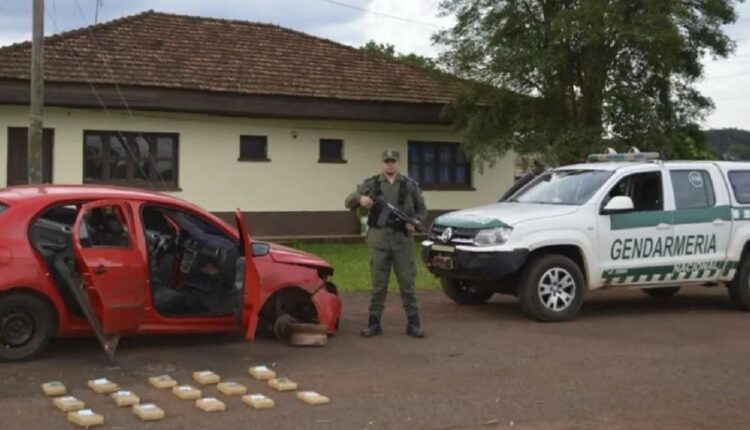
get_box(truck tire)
[518,254,585,322]
[728,258,750,311]
[441,277,494,305]
[0,292,56,361]
[641,287,681,298]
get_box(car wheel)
[641,287,681,298]
[518,254,585,322]
[0,293,56,361]
[728,258,750,311]
[440,277,494,305]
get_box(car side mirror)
[251,242,270,257]
[602,196,634,215]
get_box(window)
[605,171,663,211]
[83,131,178,190]
[670,170,715,209]
[729,171,750,204]
[408,142,471,190]
[513,170,613,205]
[239,135,269,161]
[79,205,129,248]
[319,139,345,163]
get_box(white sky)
[0,0,747,129]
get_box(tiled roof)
[0,10,456,104]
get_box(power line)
[318,0,446,29]
[706,70,750,79]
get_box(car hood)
[267,242,333,269]
[434,202,580,228]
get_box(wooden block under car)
[248,365,276,381]
[149,374,177,389]
[133,403,165,421]
[193,370,221,385]
[296,391,330,405]
[242,394,275,410]
[67,409,104,427]
[172,385,202,400]
[196,397,226,412]
[268,378,298,392]
[111,390,140,407]
[288,323,328,347]
[216,381,247,396]
[88,378,119,394]
[53,396,85,412]
[41,381,66,396]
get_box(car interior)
[28,202,243,319]
[604,171,663,211]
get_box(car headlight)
[473,227,512,246]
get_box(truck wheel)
[518,254,585,322]
[0,293,56,361]
[641,287,681,298]
[441,277,494,305]
[728,258,750,311]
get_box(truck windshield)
[511,170,613,205]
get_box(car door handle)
[712,219,726,226]
[93,266,107,275]
[656,223,671,230]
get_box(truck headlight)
[473,227,512,246]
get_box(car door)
[234,209,262,340]
[71,200,147,358]
[666,164,732,281]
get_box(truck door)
[665,164,732,281]
[596,166,676,285]
[234,209,262,340]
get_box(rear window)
[729,171,750,204]
[670,170,715,209]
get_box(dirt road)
[1,288,749,429]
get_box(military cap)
[381,149,400,162]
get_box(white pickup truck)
[422,151,750,321]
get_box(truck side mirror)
[601,196,634,215]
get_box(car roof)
[557,161,651,171]
[0,184,188,206]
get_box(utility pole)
[28,0,44,184]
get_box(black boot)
[360,315,382,338]
[406,315,425,338]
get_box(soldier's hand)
[360,195,374,209]
[405,223,416,234]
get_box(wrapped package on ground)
[193,370,221,385]
[172,385,202,400]
[67,409,104,427]
[149,374,177,389]
[217,381,247,396]
[41,381,66,396]
[88,378,119,394]
[268,377,298,392]
[248,365,276,381]
[242,394,275,410]
[296,391,330,405]
[196,397,226,412]
[133,403,165,421]
[111,390,140,407]
[53,395,85,412]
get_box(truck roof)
[560,160,750,172]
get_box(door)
[234,209,262,340]
[597,168,677,285]
[666,164,732,281]
[71,200,148,358]
[6,127,54,185]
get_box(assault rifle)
[371,197,425,233]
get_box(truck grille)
[429,224,478,244]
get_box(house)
[0,11,515,237]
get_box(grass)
[295,242,440,292]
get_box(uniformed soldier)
[345,149,427,338]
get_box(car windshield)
[510,169,613,205]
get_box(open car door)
[69,200,147,360]
[234,209,262,340]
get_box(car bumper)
[421,242,529,281]
[311,285,341,335]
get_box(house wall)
[0,105,515,236]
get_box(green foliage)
[434,0,741,166]
[360,40,439,72]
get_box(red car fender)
[311,288,341,335]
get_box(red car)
[0,185,341,361]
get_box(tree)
[434,0,741,166]
[360,41,439,72]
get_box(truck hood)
[268,243,333,270]
[434,203,580,229]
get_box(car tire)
[518,254,585,322]
[441,277,494,305]
[641,287,681,298]
[0,292,56,362]
[728,258,750,311]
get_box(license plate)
[432,254,454,270]
[431,244,455,253]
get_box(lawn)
[294,242,441,292]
